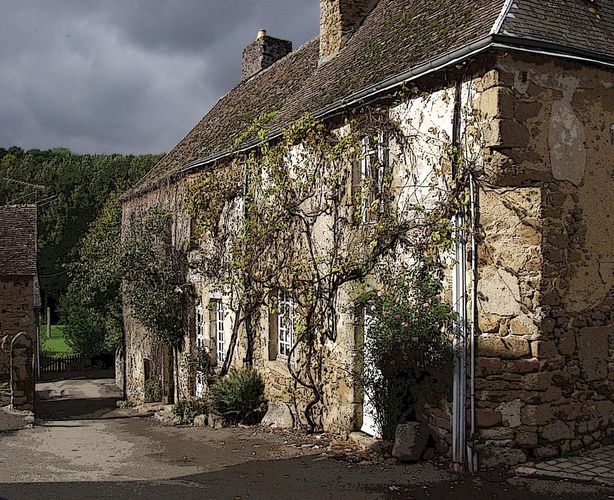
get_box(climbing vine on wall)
[188,93,476,431]
[121,207,189,347]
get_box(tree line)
[0,146,162,353]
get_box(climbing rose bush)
[360,256,454,440]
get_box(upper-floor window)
[195,300,205,348]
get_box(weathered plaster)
[549,87,587,186]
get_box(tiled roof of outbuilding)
[0,205,37,277]
[129,0,614,197]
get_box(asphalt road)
[0,378,612,499]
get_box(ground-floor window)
[195,299,205,397]
[277,292,294,358]
[209,299,225,365]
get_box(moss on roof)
[128,0,614,198]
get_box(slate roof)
[498,0,614,59]
[0,205,37,277]
[141,37,321,187]
[128,0,614,198]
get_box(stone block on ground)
[261,401,294,429]
[392,422,428,462]
[193,414,207,427]
[348,431,389,453]
[208,412,224,429]
[479,440,527,468]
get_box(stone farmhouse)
[121,0,614,469]
[0,205,39,386]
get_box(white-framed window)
[277,292,294,358]
[195,299,206,397]
[195,300,205,348]
[210,299,225,364]
[360,133,388,223]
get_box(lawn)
[41,325,71,357]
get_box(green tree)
[60,196,123,353]
[0,147,162,311]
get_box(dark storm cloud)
[0,1,320,154]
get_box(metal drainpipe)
[452,213,467,468]
[469,171,479,472]
[451,80,468,470]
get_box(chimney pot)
[257,29,267,40]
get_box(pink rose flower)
[423,302,431,309]
[394,314,401,320]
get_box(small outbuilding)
[0,205,39,393]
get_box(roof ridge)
[491,0,515,35]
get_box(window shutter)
[353,305,365,405]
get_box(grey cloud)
[0,1,320,154]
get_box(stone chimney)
[319,0,374,63]
[242,29,293,81]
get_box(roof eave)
[123,33,614,203]
[172,35,496,181]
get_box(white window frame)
[361,133,387,224]
[214,300,225,364]
[195,299,205,397]
[277,292,294,358]
[195,300,205,349]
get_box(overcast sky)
[0,1,320,154]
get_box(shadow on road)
[0,455,611,500]
[36,396,121,420]
[35,375,122,421]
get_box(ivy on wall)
[187,99,472,431]
[121,208,189,347]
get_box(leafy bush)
[209,368,265,424]
[59,298,120,354]
[360,256,454,440]
[60,197,123,354]
[144,378,162,403]
[172,399,209,425]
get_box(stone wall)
[0,277,36,381]
[10,333,34,411]
[122,180,191,403]
[250,284,359,435]
[472,52,614,467]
